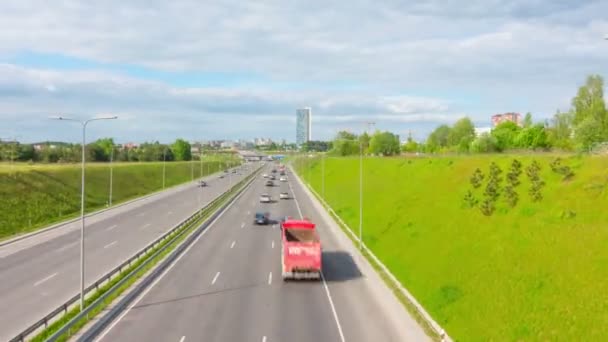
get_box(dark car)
[269,175,276,180]
[271,169,277,173]
[198,180,207,187]
[254,212,270,225]
[265,180,274,187]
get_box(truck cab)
[281,218,322,280]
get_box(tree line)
[0,138,195,163]
[420,74,608,153]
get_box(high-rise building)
[491,113,522,127]
[296,107,312,146]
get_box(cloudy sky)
[0,1,607,143]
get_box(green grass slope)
[295,155,608,341]
[0,160,237,240]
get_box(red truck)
[281,218,322,280]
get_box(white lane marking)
[290,171,345,342]
[137,212,146,217]
[179,336,185,342]
[168,211,173,215]
[104,241,117,249]
[95,170,256,342]
[262,336,267,342]
[106,224,118,231]
[271,240,274,249]
[230,241,236,249]
[55,241,78,253]
[247,210,251,215]
[241,222,245,229]
[34,272,58,287]
[211,272,220,285]
[268,272,272,285]
[288,181,303,219]
[141,223,151,230]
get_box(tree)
[470,133,499,153]
[331,131,359,156]
[448,117,476,151]
[94,138,115,160]
[547,110,574,150]
[491,121,521,151]
[369,131,400,156]
[572,75,607,132]
[171,139,192,161]
[515,124,549,149]
[523,112,533,128]
[575,116,604,151]
[426,125,451,152]
[401,133,419,153]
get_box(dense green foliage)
[0,157,238,240]
[296,155,608,341]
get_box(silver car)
[260,194,272,203]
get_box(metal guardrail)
[290,165,452,342]
[10,167,260,342]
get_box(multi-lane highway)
[0,164,257,341]
[93,163,429,342]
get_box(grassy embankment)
[295,154,608,341]
[0,157,239,240]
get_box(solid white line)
[268,272,272,285]
[94,176,256,342]
[106,224,118,231]
[179,336,185,342]
[141,223,151,230]
[211,272,220,285]
[290,169,345,342]
[241,222,245,228]
[321,273,346,342]
[34,272,58,287]
[271,240,274,249]
[230,241,236,249]
[104,241,117,249]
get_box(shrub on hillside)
[470,168,485,188]
[526,160,545,202]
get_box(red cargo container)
[281,218,322,280]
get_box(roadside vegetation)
[0,156,239,240]
[295,154,608,341]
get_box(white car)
[280,176,287,182]
[262,173,268,178]
[260,194,272,203]
[279,192,289,199]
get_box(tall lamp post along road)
[51,115,118,311]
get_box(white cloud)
[0,0,607,142]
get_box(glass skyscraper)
[296,107,312,146]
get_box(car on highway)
[280,176,287,182]
[262,173,269,178]
[260,193,272,203]
[265,180,274,187]
[269,175,276,180]
[254,212,271,225]
[219,174,225,179]
[198,180,207,187]
[271,169,277,173]
[280,171,286,175]
[279,192,289,199]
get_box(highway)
[0,164,257,341]
[94,163,429,342]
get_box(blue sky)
[0,1,607,143]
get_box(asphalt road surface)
[0,163,258,341]
[94,163,429,342]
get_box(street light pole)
[359,139,363,250]
[51,115,117,311]
[109,145,114,206]
[322,152,325,198]
[162,148,167,189]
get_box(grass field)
[0,158,238,240]
[295,154,608,341]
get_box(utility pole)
[359,121,375,250]
[109,145,114,206]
